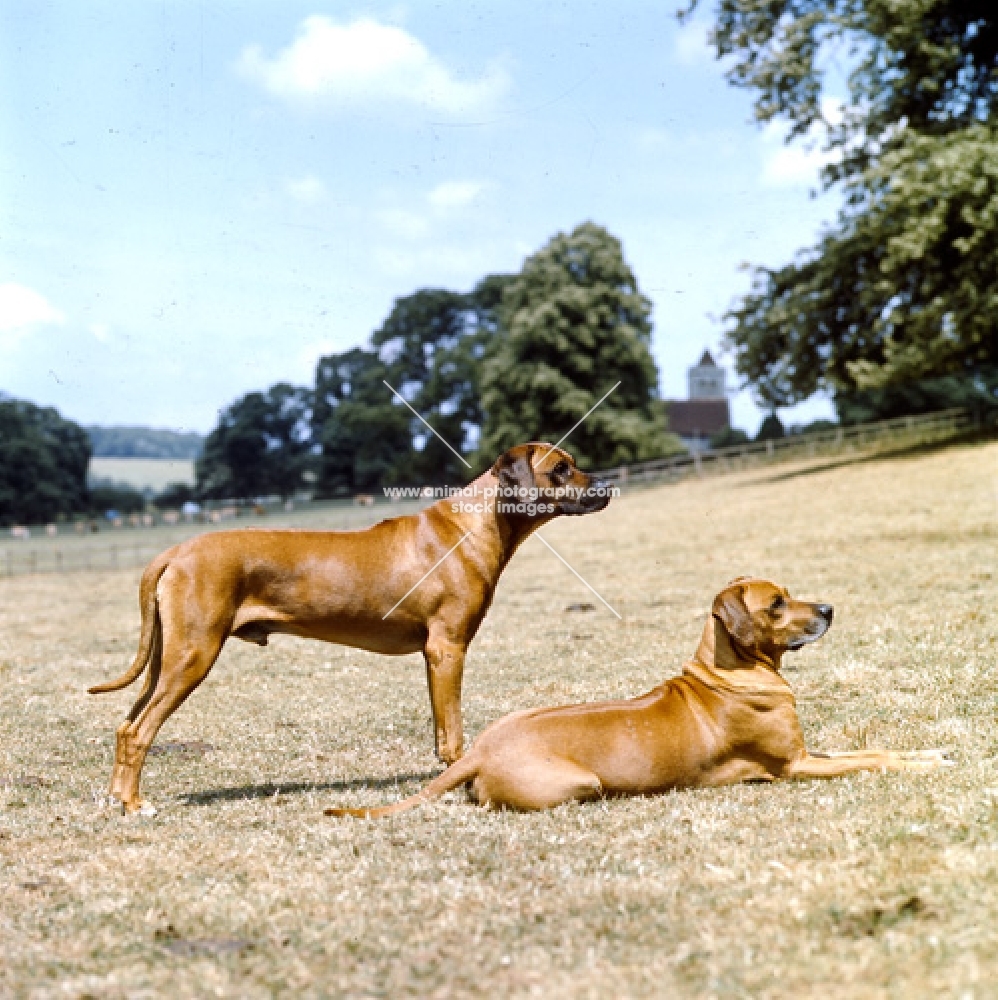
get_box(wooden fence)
[597,407,977,489]
[0,407,980,578]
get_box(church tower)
[687,350,726,400]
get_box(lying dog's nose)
[816,604,834,623]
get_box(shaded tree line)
[0,397,157,526]
[196,223,682,499]
[0,397,91,527]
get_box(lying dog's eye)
[769,596,786,613]
[552,461,570,478]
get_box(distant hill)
[86,425,204,459]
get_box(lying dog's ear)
[712,585,755,647]
[492,446,536,492]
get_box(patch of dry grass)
[1,440,995,998]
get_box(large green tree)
[312,277,513,491]
[479,222,680,469]
[372,277,513,482]
[196,383,315,500]
[0,397,91,526]
[689,1,998,416]
[312,348,413,494]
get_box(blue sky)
[1,1,839,437]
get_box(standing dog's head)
[711,577,833,663]
[490,443,612,518]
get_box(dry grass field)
[1,439,995,999]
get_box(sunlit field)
[1,439,995,998]
[88,458,196,492]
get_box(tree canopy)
[688,1,998,415]
[312,348,413,495]
[311,277,513,493]
[480,223,681,468]
[0,397,91,526]
[372,278,510,483]
[196,384,315,500]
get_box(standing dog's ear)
[492,446,536,492]
[712,585,755,648]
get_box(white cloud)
[89,322,111,343]
[0,283,65,349]
[0,283,65,332]
[376,208,430,240]
[673,17,715,68]
[760,98,843,188]
[761,138,832,188]
[285,175,327,203]
[428,180,486,210]
[238,16,509,115]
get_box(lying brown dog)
[88,443,611,814]
[326,577,949,817]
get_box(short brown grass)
[1,440,995,998]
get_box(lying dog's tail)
[87,553,170,695]
[325,753,480,819]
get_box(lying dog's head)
[711,577,833,662]
[490,443,612,517]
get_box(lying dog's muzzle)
[787,612,833,650]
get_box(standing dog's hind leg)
[111,631,227,815]
[109,625,163,808]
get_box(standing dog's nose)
[816,604,834,623]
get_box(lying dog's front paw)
[896,748,955,771]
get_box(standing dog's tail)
[87,553,171,694]
[324,753,480,819]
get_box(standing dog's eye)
[552,461,570,478]
[769,596,786,613]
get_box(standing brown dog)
[326,577,949,817]
[89,443,611,814]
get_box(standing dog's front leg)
[424,630,467,764]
